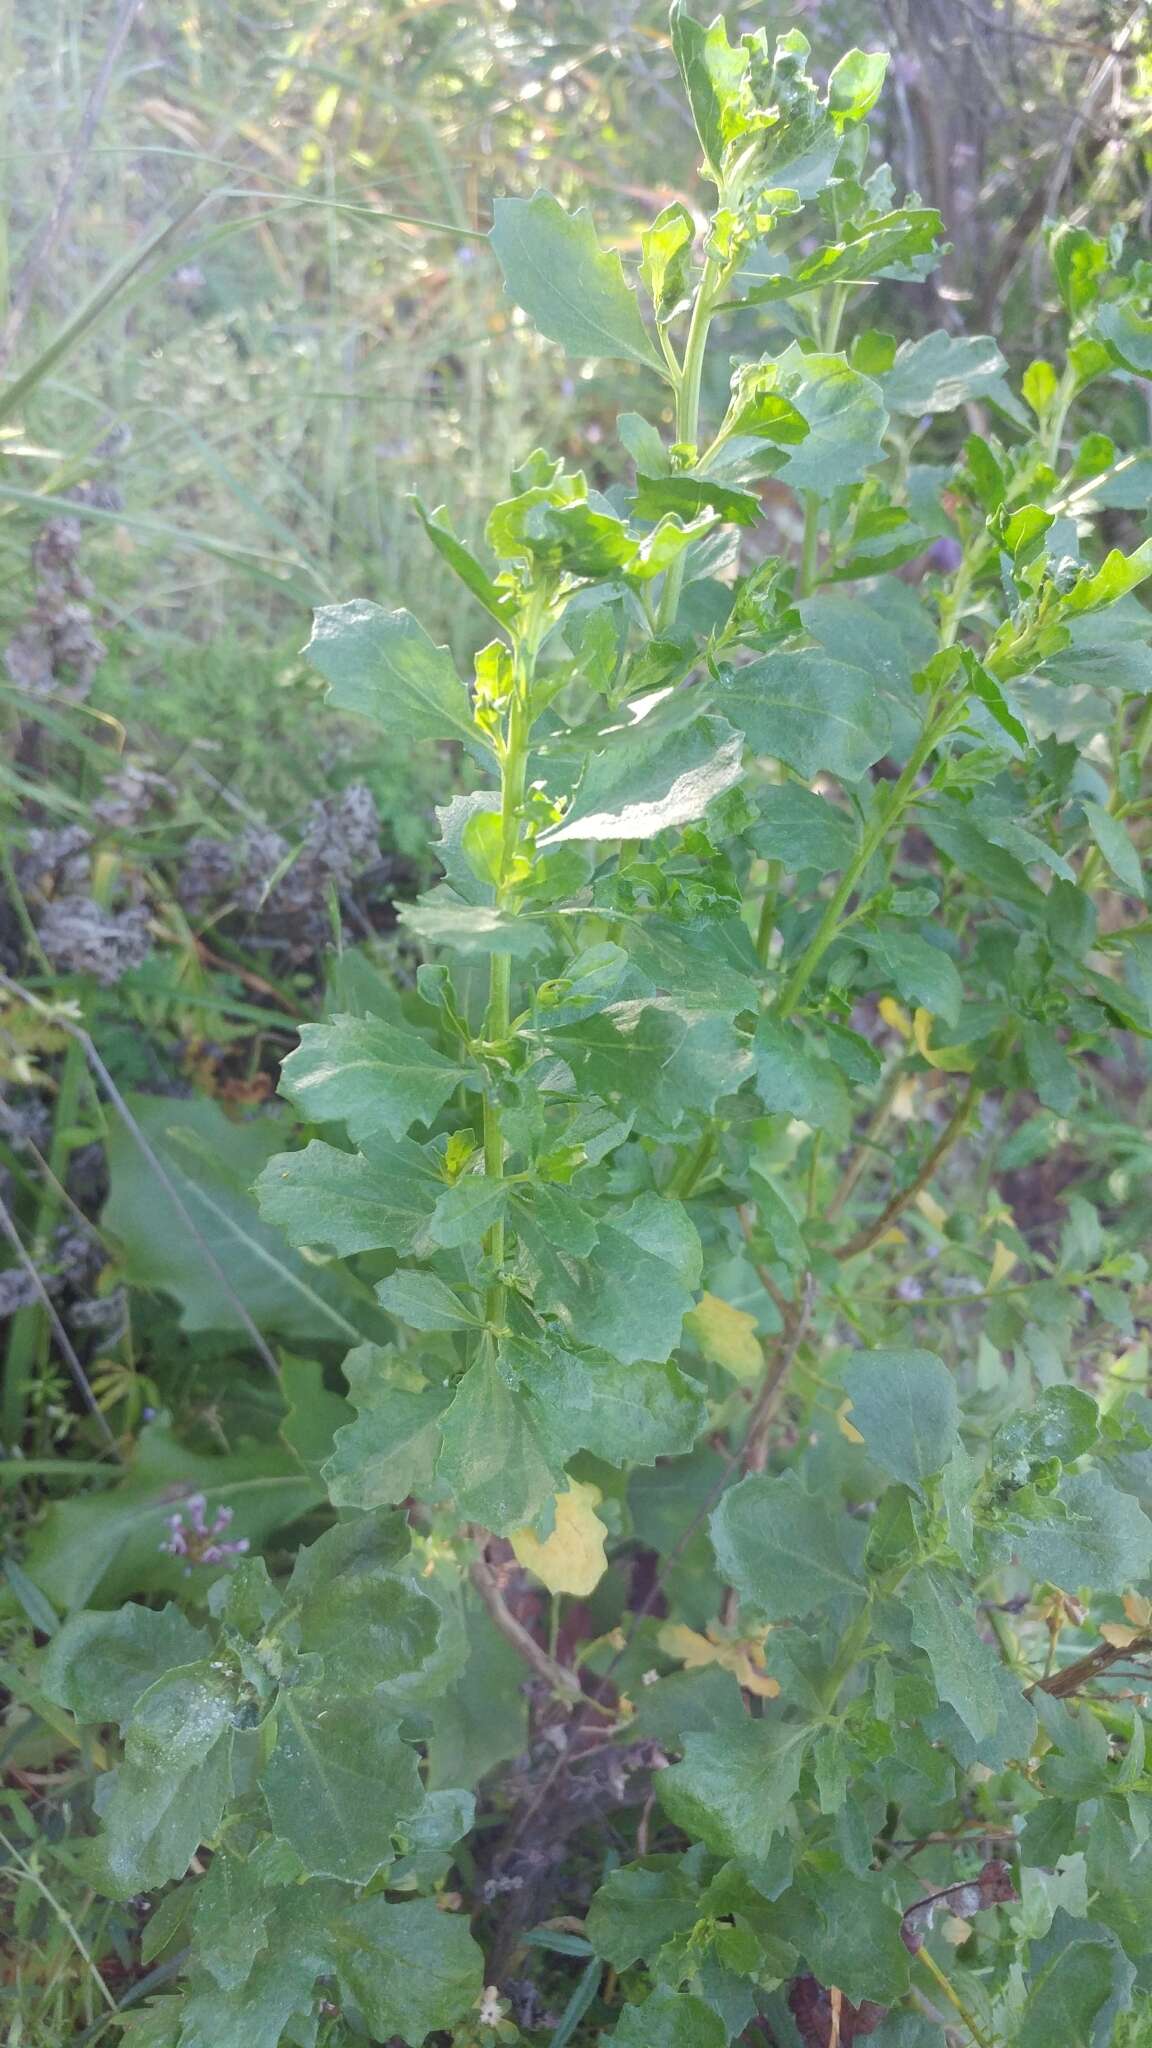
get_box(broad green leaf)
[502,1339,707,1466]
[262,1688,422,1883]
[1016,1912,1134,2048]
[103,1094,373,1345]
[717,652,891,783]
[1062,539,1152,614]
[723,360,810,442]
[424,1590,530,1790]
[611,1986,727,2048]
[540,717,744,845]
[631,473,761,526]
[411,498,514,622]
[256,1136,440,1258]
[278,1013,473,1146]
[97,1663,237,1897]
[21,1423,322,1611]
[908,1567,1011,1740]
[742,210,940,304]
[192,1852,273,1992]
[710,1470,866,1619]
[659,1720,811,1861]
[435,1353,556,1531]
[517,1191,701,1366]
[178,1884,338,2048]
[400,886,555,958]
[1014,1470,1152,1593]
[827,48,888,122]
[840,1349,960,1490]
[854,929,963,1026]
[324,1346,448,1509]
[1080,799,1144,898]
[797,1871,910,2007]
[880,331,1008,414]
[750,785,858,872]
[289,1513,443,1695]
[798,592,920,754]
[41,1603,210,1726]
[329,1895,484,2042]
[586,1859,700,1968]
[306,601,485,751]
[1021,1020,1079,1116]
[754,1019,851,1141]
[920,803,1046,912]
[279,1354,352,1481]
[622,913,762,1014]
[1095,298,1152,375]
[774,348,888,495]
[490,191,663,372]
[669,2,748,181]
[641,201,695,322]
[547,998,753,1139]
[377,1268,481,1331]
[428,1173,510,1248]
[991,1386,1100,1482]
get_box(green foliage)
[13,9,1152,2045]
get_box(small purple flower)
[159,1492,250,1575]
[896,1276,924,1303]
[924,535,963,575]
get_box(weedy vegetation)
[4,5,1152,2047]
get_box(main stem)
[656,254,721,635]
[775,703,950,1022]
[482,613,541,1330]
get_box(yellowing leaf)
[685,1291,763,1380]
[1124,1591,1152,1629]
[913,1009,976,1073]
[1100,1344,1149,1418]
[891,1076,921,1121]
[989,1239,1018,1288]
[511,1482,608,1596]
[1100,1623,1142,1649]
[658,1621,780,1699]
[877,1226,908,1247]
[915,1189,948,1231]
[879,996,912,1038]
[836,1397,865,1444]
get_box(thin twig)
[0,1193,120,1456]
[469,1549,584,1703]
[3,0,144,358]
[1029,1635,1152,1698]
[835,1078,979,1263]
[0,975,281,1379]
[742,1273,816,1474]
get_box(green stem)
[667,1128,715,1200]
[482,612,543,1330]
[775,705,952,1021]
[796,288,850,597]
[755,861,781,967]
[798,493,821,596]
[818,1597,874,1713]
[656,256,721,634]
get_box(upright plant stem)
[483,612,542,1329]
[775,703,950,1021]
[656,254,722,635]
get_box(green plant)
[23,9,1152,2044]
